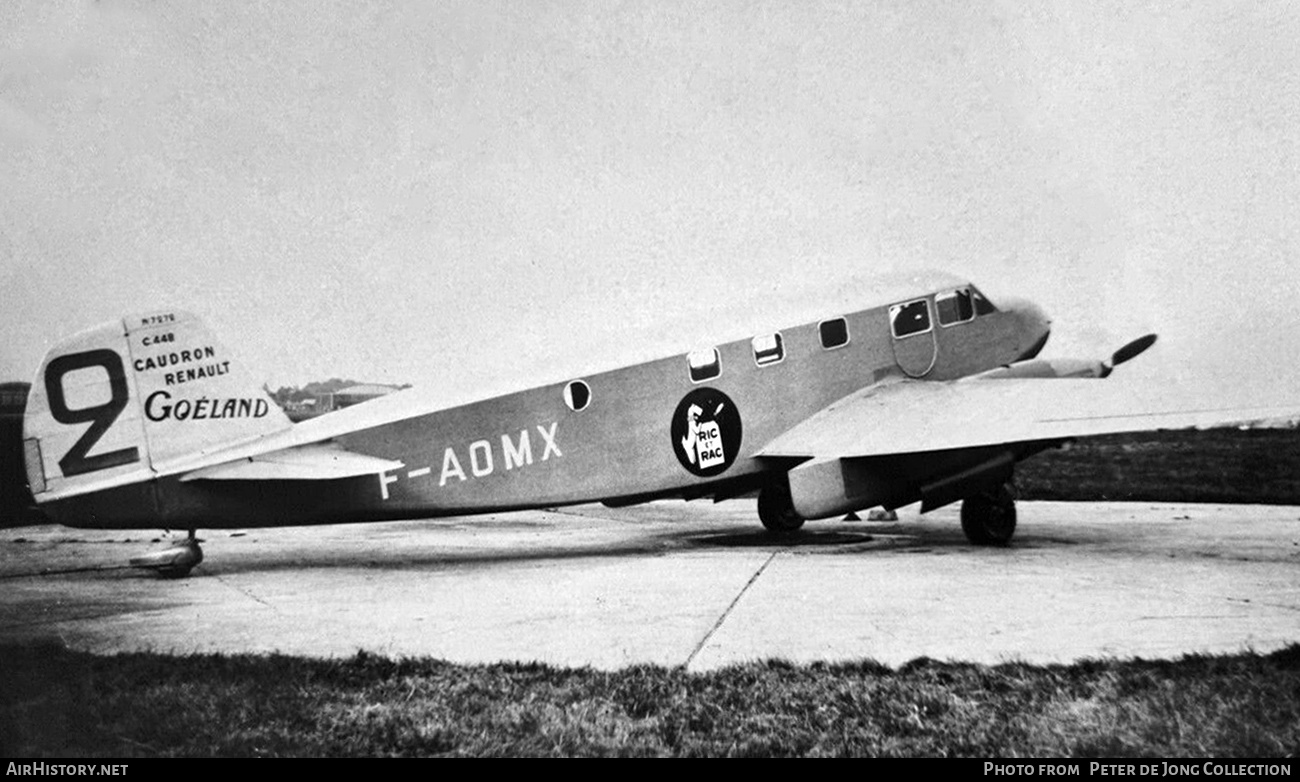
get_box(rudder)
[23,309,291,503]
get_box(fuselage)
[43,276,1051,529]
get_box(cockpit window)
[936,289,975,326]
[687,348,721,382]
[971,288,997,316]
[890,299,931,338]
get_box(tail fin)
[23,309,291,502]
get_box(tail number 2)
[44,350,141,477]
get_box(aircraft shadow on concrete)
[3,517,1068,581]
[683,528,878,549]
[126,522,988,578]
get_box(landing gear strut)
[129,529,203,578]
[960,483,1017,546]
[758,480,805,534]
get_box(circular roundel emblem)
[671,388,742,477]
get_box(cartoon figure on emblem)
[679,402,726,469]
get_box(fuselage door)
[889,298,937,378]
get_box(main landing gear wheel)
[758,481,805,534]
[960,484,1017,546]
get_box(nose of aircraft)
[1001,296,1052,361]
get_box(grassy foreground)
[2,642,1297,757]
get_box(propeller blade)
[1111,333,1158,366]
[1099,333,1157,378]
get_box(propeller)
[974,333,1159,381]
[1100,334,1158,378]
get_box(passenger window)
[819,318,849,350]
[752,333,784,366]
[890,299,931,338]
[687,348,721,382]
[972,289,997,316]
[563,380,591,411]
[936,289,974,326]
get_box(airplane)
[11,271,1293,577]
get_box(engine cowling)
[786,448,1018,520]
[974,358,1104,380]
[786,457,894,520]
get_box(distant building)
[277,382,407,422]
[324,383,404,411]
[0,382,27,412]
[0,382,43,526]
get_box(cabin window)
[819,318,849,350]
[687,348,721,382]
[936,289,975,326]
[890,299,931,338]
[752,332,784,366]
[563,380,591,411]
[972,288,997,315]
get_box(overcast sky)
[2,1,1297,406]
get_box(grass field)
[3,643,1298,757]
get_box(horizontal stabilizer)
[180,443,403,481]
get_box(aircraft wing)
[756,377,1298,459]
[178,442,403,482]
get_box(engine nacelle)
[974,334,1157,381]
[974,358,1104,380]
[786,448,1018,520]
[787,457,904,520]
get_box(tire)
[758,481,805,533]
[960,484,1016,546]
